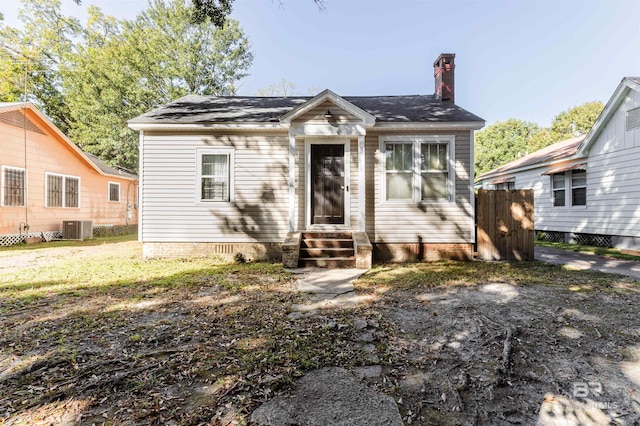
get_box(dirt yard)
[0,241,638,425]
[359,278,640,424]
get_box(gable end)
[0,110,46,134]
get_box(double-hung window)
[571,170,586,206]
[109,182,120,202]
[495,180,515,190]
[2,166,26,206]
[385,142,413,200]
[381,136,454,203]
[420,142,449,201]
[46,173,80,208]
[198,149,234,202]
[551,173,565,207]
[551,169,587,207]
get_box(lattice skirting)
[0,231,63,246]
[536,231,565,243]
[1,225,137,247]
[571,233,612,247]
[536,230,613,248]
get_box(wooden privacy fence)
[476,189,534,261]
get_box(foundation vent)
[210,244,234,254]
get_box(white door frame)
[305,137,350,230]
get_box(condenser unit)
[63,220,93,240]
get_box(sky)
[1,0,639,127]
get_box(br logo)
[573,382,602,398]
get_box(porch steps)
[299,232,355,268]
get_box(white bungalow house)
[128,54,485,267]
[477,77,640,250]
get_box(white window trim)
[550,170,587,208]
[1,165,27,207]
[379,135,455,204]
[108,182,121,202]
[196,148,235,203]
[45,172,81,208]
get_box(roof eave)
[374,121,485,130]
[477,154,587,181]
[127,122,288,131]
[4,103,112,177]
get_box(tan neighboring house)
[0,102,138,245]
[477,77,640,250]
[129,53,484,267]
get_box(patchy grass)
[357,260,636,292]
[1,243,638,425]
[0,242,374,424]
[0,233,137,255]
[536,240,640,261]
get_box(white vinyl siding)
[45,172,79,208]
[2,166,26,207]
[141,133,289,243]
[109,182,120,202]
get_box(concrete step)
[301,232,352,240]
[299,257,356,268]
[302,238,354,249]
[300,247,355,257]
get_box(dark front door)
[311,144,345,225]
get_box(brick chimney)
[434,53,455,102]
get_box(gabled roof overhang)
[279,89,376,127]
[0,103,137,181]
[477,156,587,182]
[128,122,287,131]
[578,77,640,157]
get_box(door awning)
[490,177,515,184]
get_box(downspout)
[126,180,134,225]
[22,59,29,235]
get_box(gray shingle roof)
[85,152,137,179]
[130,94,483,124]
[627,77,640,85]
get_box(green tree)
[0,0,81,133]
[72,0,326,26]
[550,101,604,140]
[474,119,542,177]
[62,0,252,170]
[475,101,605,177]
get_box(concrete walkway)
[287,267,368,294]
[252,268,401,425]
[535,246,640,281]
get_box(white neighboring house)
[477,77,640,250]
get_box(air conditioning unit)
[63,220,93,240]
